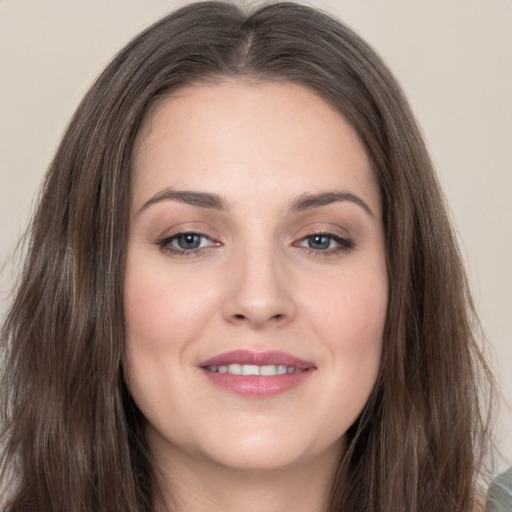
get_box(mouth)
[198,350,316,398]
[205,364,304,376]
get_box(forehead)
[131,80,380,215]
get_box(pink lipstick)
[198,350,316,398]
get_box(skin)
[124,81,388,512]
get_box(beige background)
[1,0,511,471]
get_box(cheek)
[306,263,388,350]
[124,252,220,350]
[123,255,202,429]
[306,263,386,403]
[309,267,386,426]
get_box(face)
[124,81,387,474]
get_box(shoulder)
[486,466,512,512]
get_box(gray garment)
[488,467,512,511]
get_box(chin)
[194,428,343,473]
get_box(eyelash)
[157,231,218,258]
[156,231,355,258]
[296,232,355,256]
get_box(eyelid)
[154,222,355,259]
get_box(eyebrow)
[137,188,374,218]
[289,191,375,217]
[137,188,228,215]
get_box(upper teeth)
[207,364,301,376]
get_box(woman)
[0,2,495,511]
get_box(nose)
[221,247,296,329]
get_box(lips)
[198,350,316,398]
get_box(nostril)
[234,314,245,320]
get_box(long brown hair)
[0,2,495,511]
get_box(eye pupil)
[308,235,330,250]
[177,234,201,249]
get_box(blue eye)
[158,232,215,255]
[306,234,333,250]
[298,233,354,254]
[174,233,205,250]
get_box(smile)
[198,350,316,398]
[205,364,304,376]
